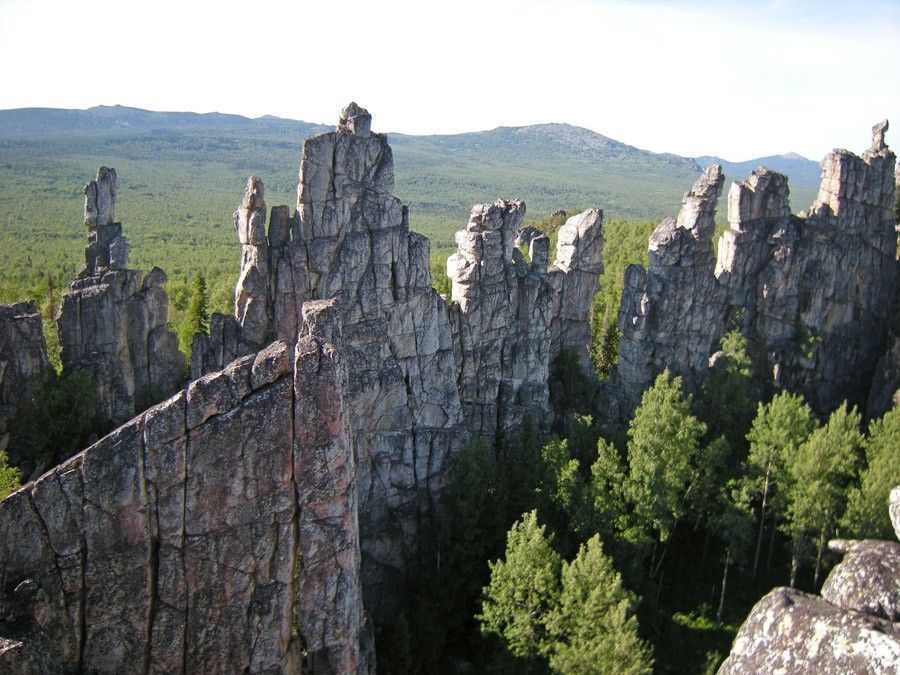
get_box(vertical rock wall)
[57,168,185,426]
[295,103,463,621]
[193,105,606,621]
[615,165,726,415]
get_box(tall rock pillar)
[57,167,185,427]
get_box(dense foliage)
[0,451,20,500]
[8,371,100,479]
[380,326,898,674]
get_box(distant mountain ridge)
[0,104,819,188]
[696,152,822,189]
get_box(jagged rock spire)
[82,166,128,274]
[59,167,185,426]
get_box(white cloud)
[0,0,897,160]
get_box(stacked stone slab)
[0,302,372,673]
[0,302,49,452]
[615,122,898,420]
[57,168,185,426]
[719,490,900,673]
[548,208,605,369]
[190,178,297,377]
[447,202,604,439]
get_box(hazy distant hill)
[696,152,822,190]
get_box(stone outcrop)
[549,208,605,369]
[615,122,898,420]
[191,103,464,622]
[718,586,900,674]
[719,491,900,673]
[447,203,604,439]
[3,104,899,674]
[0,302,372,673]
[821,539,900,621]
[0,302,49,453]
[57,168,185,426]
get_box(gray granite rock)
[615,165,726,417]
[822,539,900,621]
[549,208,605,370]
[892,486,900,542]
[720,497,900,673]
[718,587,900,674]
[0,319,372,673]
[58,172,185,427]
[447,202,603,439]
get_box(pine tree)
[785,403,863,588]
[188,272,210,335]
[708,480,754,624]
[626,371,706,546]
[696,330,757,452]
[589,437,629,541]
[744,392,817,578]
[842,406,900,539]
[179,272,210,354]
[478,510,562,663]
[546,535,653,674]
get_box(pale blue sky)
[0,0,897,160]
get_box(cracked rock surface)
[0,302,49,453]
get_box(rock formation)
[57,168,185,426]
[0,302,49,452]
[185,104,607,624]
[447,203,604,439]
[719,490,900,673]
[615,122,898,420]
[0,304,372,673]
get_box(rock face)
[615,122,898,420]
[0,304,372,673]
[891,486,900,541]
[191,103,464,621]
[57,168,185,426]
[447,203,604,439]
[0,302,49,452]
[719,495,900,673]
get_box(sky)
[0,0,898,161]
